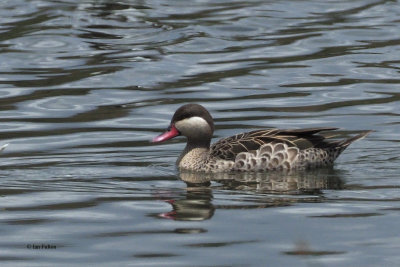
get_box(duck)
[152,104,371,172]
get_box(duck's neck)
[176,139,211,169]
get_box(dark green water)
[0,0,399,266]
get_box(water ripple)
[0,0,400,265]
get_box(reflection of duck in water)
[159,187,214,221]
[180,168,344,193]
[153,104,371,172]
[159,169,344,221]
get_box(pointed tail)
[338,130,373,148]
[326,130,372,163]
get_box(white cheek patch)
[175,116,210,137]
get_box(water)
[0,0,399,266]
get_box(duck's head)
[152,104,214,147]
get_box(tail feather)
[338,130,373,148]
[325,130,372,164]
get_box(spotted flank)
[232,143,299,171]
[152,104,372,173]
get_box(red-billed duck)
[152,104,371,172]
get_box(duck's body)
[152,104,371,173]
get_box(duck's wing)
[210,127,339,161]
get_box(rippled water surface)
[1,0,400,266]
